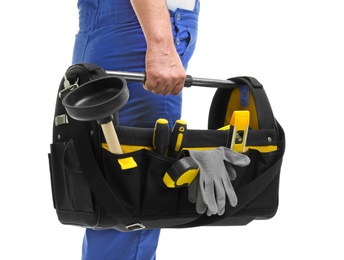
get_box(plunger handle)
[101,121,122,154]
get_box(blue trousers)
[72,0,200,259]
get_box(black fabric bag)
[48,63,285,232]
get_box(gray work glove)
[188,147,250,216]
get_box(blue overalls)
[72,0,200,259]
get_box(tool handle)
[106,71,237,89]
[169,120,187,159]
[153,119,170,155]
[101,121,123,154]
[163,157,199,188]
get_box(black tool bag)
[48,63,285,232]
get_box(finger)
[169,71,186,95]
[196,192,207,214]
[188,175,199,203]
[169,85,183,96]
[143,74,166,94]
[160,79,184,96]
[203,180,217,215]
[214,178,226,215]
[224,161,237,181]
[219,146,250,166]
[152,79,172,95]
[218,205,226,216]
[145,82,179,96]
[222,177,238,207]
[160,84,175,96]
[143,80,159,93]
[206,208,213,216]
[196,178,207,214]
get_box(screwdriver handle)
[169,119,187,158]
[153,118,170,155]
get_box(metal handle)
[106,71,237,89]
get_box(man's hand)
[131,0,186,95]
[145,44,186,95]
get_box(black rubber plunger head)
[62,76,129,124]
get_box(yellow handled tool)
[169,119,187,158]
[153,118,170,155]
[163,157,199,188]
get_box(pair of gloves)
[188,147,250,216]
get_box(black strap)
[68,118,144,231]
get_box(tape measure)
[163,157,199,188]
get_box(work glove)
[188,147,250,216]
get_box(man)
[72,0,200,258]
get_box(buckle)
[126,223,146,231]
[58,76,79,98]
[55,114,69,126]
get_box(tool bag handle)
[106,71,241,89]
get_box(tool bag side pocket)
[49,140,98,226]
[233,148,282,216]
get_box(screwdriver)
[153,118,170,155]
[169,119,187,158]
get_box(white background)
[1,0,343,259]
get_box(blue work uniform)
[72,0,199,259]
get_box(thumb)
[218,147,250,166]
[224,161,237,181]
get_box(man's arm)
[130,0,186,95]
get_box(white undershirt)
[166,0,196,11]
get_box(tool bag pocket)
[49,140,99,227]
[231,148,281,216]
[99,149,200,229]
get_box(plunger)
[62,76,129,154]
